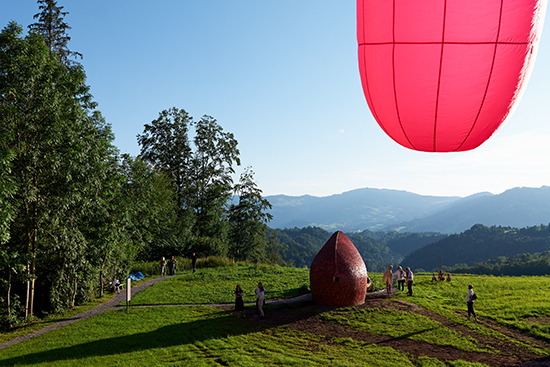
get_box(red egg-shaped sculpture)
[310,231,369,306]
[357,0,547,152]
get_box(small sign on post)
[126,278,132,312]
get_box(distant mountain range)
[266,186,550,234]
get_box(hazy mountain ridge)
[266,186,550,234]
[267,188,462,232]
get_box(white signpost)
[126,278,132,312]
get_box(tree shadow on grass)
[0,302,330,366]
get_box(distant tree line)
[270,227,444,272]
[0,1,275,329]
[272,224,550,277]
[403,223,550,274]
[446,251,550,276]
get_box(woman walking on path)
[467,284,478,322]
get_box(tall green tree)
[228,168,273,261]
[118,155,178,263]
[137,107,193,219]
[0,21,115,318]
[137,108,240,256]
[191,115,240,242]
[28,0,82,65]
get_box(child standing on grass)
[467,284,478,322]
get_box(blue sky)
[2,1,550,198]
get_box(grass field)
[1,266,549,367]
[128,263,310,305]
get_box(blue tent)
[127,272,145,281]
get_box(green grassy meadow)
[129,263,310,305]
[1,266,549,367]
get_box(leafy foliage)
[228,168,273,262]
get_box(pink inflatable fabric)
[357,0,547,152]
[310,231,369,306]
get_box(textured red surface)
[310,231,369,306]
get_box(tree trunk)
[25,263,30,319]
[7,269,11,323]
[99,248,109,298]
[24,194,38,319]
[28,197,38,318]
[99,270,104,297]
[29,252,36,317]
[71,276,77,308]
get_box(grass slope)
[1,266,549,367]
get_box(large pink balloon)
[357,0,547,152]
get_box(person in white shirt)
[255,282,266,318]
[112,276,122,294]
[406,267,414,296]
[396,266,406,291]
[467,284,478,322]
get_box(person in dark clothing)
[406,267,414,296]
[169,256,177,276]
[467,284,478,322]
[234,284,245,318]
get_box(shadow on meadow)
[1,312,234,365]
[0,302,331,366]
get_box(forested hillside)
[403,223,550,272]
[353,230,447,257]
[270,227,444,272]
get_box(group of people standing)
[383,265,414,296]
[234,282,266,319]
[432,270,452,282]
[159,253,198,276]
[383,264,479,322]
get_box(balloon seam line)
[357,6,388,140]
[358,41,530,46]
[434,0,449,152]
[455,0,505,151]
[392,0,416,150]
